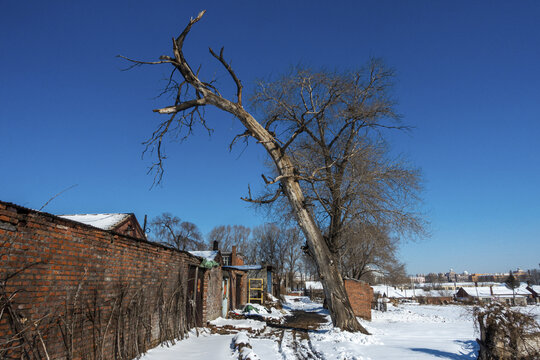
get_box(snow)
[238,303,290,321]
[416,282,498,288]
[138,331,235,360]
[305,280,323,290]
[249,339,280,360]
[305,302,478,359]
[282,295,325,311]
[188,250,219,261]
[209,317,267,331]
[459,285,531,298]
[233,332,250,346]
[240,347,260,360]
[371,285,406,298]
[136,295,540,360]
[59,213,129,230]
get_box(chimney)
[213,241,219,251]
[232,246,237,265]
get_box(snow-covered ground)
[137,297,540,360]
[353,304,477,359]
[139,330,236,360]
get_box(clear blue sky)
[1,1,539,275]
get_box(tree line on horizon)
[148,213,409,288]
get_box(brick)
[0,200,208,360]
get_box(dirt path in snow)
[272,310,327,360]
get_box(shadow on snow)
[410,340,478,359]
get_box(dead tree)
[149,213,204,251]
[122,11,398,332]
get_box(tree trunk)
[156,17,369,332]
[205,99,368,333]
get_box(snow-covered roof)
[409,289,455,297]
[59,213,130,230]
[417,282,498,288]
[372,285,406,298]
[305,281,323,290]
[459,285,530,298]
[188,250,219,261]
[223,265,262,271]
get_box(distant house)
[371,285,406,299]
[224,264,275,304]
[189,244,251,317]
[525,284,540,304]
[221,245,244,266]
[371,285,454,304]
[456,285,529,305]
[59,213,146,239]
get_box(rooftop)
[58,213,131,230]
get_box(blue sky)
[1,1,539,275]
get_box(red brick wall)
[344,279,373,321]
[0,201,202,360]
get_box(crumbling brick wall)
[202,266,223,322]
[0,201,203,360]
[344,279,373,321]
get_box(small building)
[223,264,275,304]
[456,285,529,305]
[371,285,454,304]
[189,247,249,319]
[526,285,540,303]
[371,285,406,299]
[59,212,146,239]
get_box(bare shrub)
[474,302,540,359]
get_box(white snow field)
[137,296,540,359]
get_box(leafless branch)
[209,47,243,105]
[117,55,176,71]
[153,98,207,114]
[39,184,78,211]
[229,130,251,151]
[241,186,283,204]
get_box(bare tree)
[339,224,404,282]
[282,227,303,290]
[150,213,204,251]
[122,11,427,332]
[207,224,251,253]
[252,223,285,271]
[381,262,409,287]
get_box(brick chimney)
[231,246,237,265]
[213,241,219,251]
